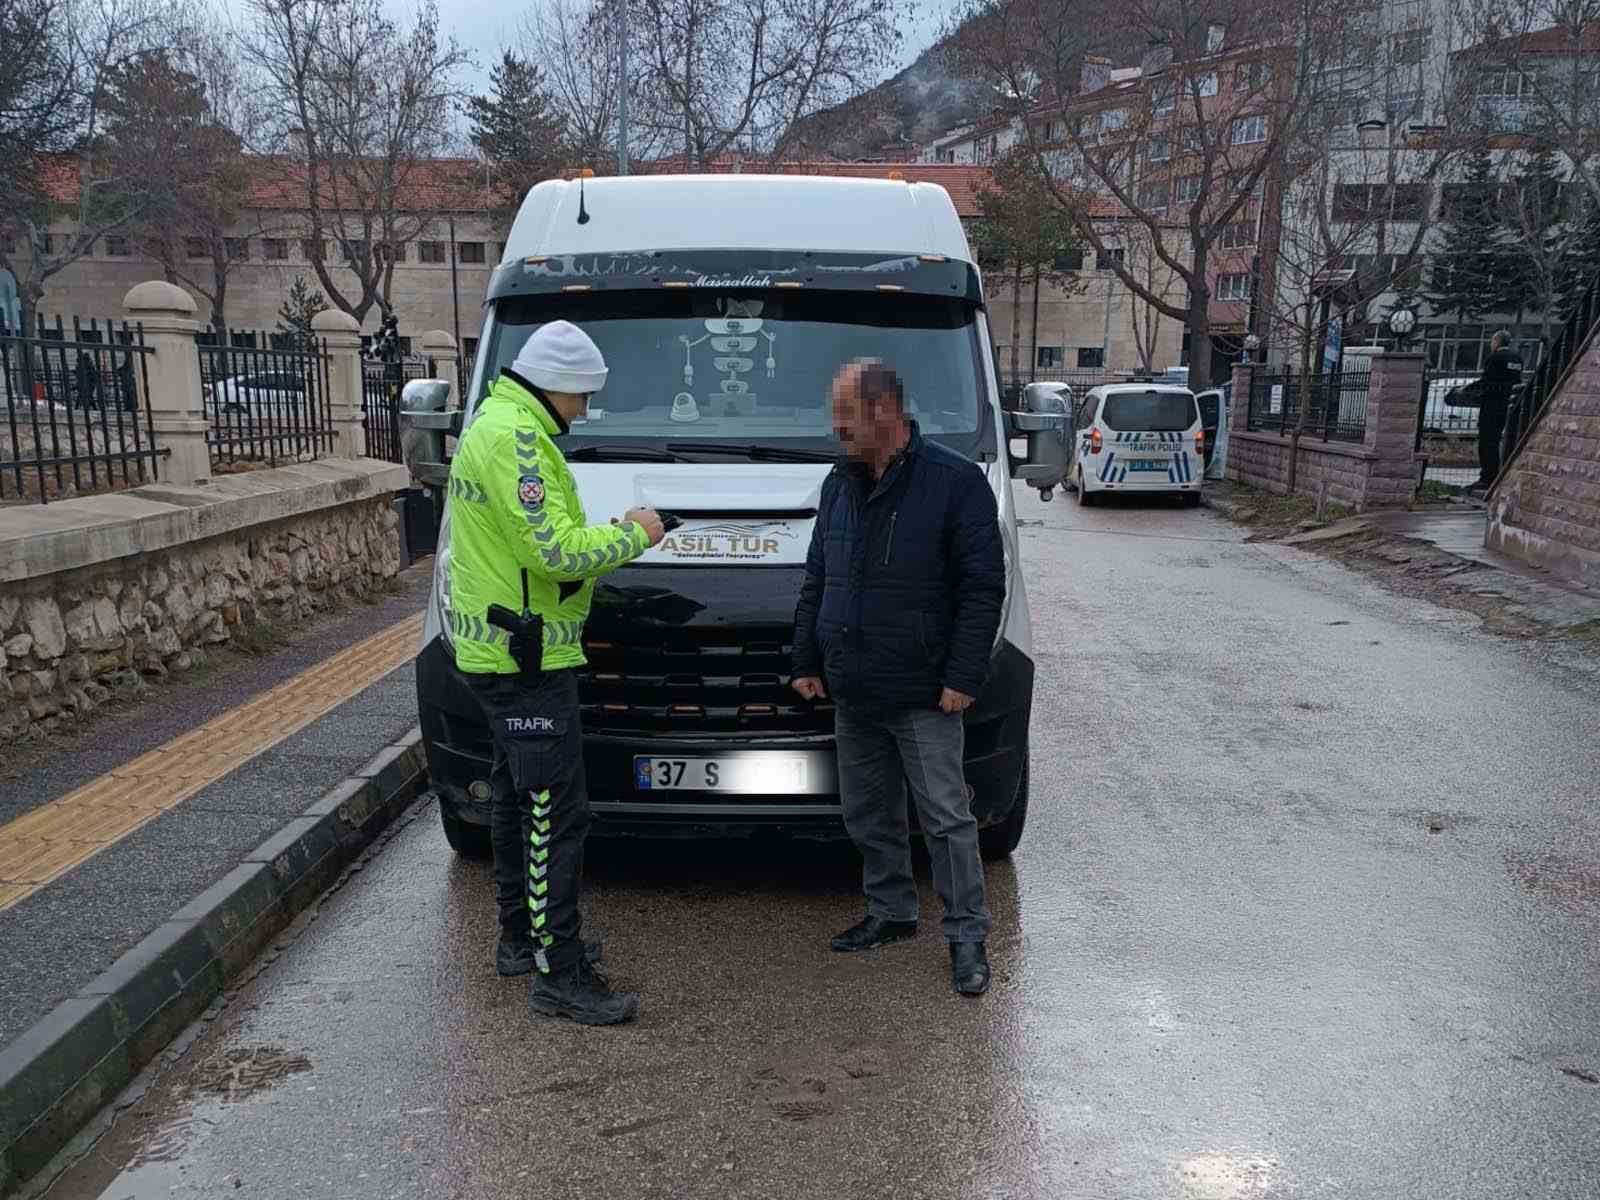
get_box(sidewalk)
[0,567,435,1191]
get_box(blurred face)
[830,365,899,464]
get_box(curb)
[0,730,428,1196]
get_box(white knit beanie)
[511,320,608,395]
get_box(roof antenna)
[577,173,590,225]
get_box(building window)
[1206,22,1226,53]
[1148,135,1170,162]
[1215,272,1252,301]
[418,241,446,264]
[300,238,324,261]
[1231,115,1267,144]
[1391,28,1427,66]
[1138,180,1170,212]
[225,237,249,261]
[1099,108,1128,138]
[1387,92,1423,124]
[1191,71,1219,98]
[1236,61,1274,92]
[341,240,367,264]
[376,241,406,264]
[187,237,208,259]
[458,241,486,264]
[104,236,130,257]
[1389,184,1428,221]
[1153,80,1176,115]
[1037,345,1064,368]
[1175,174,1202,205]
[1098,247,1126,270]
[1054,249,1085,272]
[1077,346,1106,369]
[1220,223,1256,249]
[1181,126,1205,154]
[263,238,288,261]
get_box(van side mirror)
[399,379,461,487]
[1005,390,1073,501]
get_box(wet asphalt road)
[43,488,1600,1200]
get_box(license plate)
[633,755,807,793]
[1128,458,1171,471]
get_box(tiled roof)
[1458,20,1600,57]
[32,153,497,211]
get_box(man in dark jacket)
[1473,331,1524,490]
[792,360,1006,996]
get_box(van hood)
[573,463,828,567]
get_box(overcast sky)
[222,0,957,96]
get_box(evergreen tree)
[1501,142,1566,326]
[467,53,567,228]
[275,276,328,350]
[1428,149,1512,329]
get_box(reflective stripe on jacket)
[445,369,649,675]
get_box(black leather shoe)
[950,942,991,996]
[830,916,918,953]
[529,957,639,1026]
[498,935,604,978]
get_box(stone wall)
[1226,354,1425,511]
[0,460,407,740]
[1487,330,1600,589]
[1226,432,1374,510]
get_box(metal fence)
[198,338,333,468]
[1246,369,1371,443]
[362,359,434,464]
[1,316,164,503]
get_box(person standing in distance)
[1472,330,1525,491]
[446,320,665,1025]
[792,360,1006,996]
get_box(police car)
[1070,381,1204,506]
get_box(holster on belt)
[486,569,545,683]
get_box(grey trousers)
[835,704,993,943]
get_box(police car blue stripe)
[1100,451,1116,482]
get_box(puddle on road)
[42,1047,312,1199]
[1175,1152,1283,1198]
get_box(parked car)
[1070,381,1204,506]
[1422,375,1481,435]
[206,371,310,417]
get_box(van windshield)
[478,290,990,458]
[1100,390,1198,432]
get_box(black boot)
[497,934,605,978]
[950,942,990,996]
[528,957,639,1026]
[830,915,918,952]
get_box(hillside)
[788,40,998,161]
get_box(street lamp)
[1387,305,1416,351]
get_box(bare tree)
[1120,224,1182,372]
[0,0,78,203]
[951,0,1360,388]
[241,0,472,323]
[1455,0,1600,203]
[0,0,192,329]
[630,0,908,168]
[521,0,665,168]
[100,38,271,332]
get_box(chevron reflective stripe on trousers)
[528,789,552,947]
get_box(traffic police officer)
[446,320,664,1025]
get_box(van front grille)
[577,628,832,734]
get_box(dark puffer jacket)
[793,424,1006,710]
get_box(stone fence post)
[420,329,459,403]
[1229,361,1256,440]
[1362,351,1425,507]
[124,281,211,488]
[313,309,366,459]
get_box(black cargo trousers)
[467,669,589,974]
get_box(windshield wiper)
[667,441,840,463]
[564,444,697,463]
